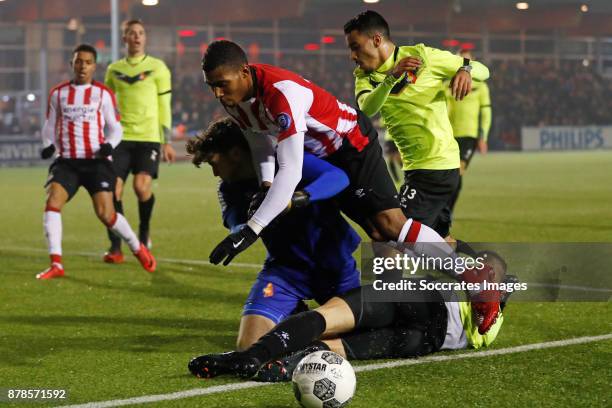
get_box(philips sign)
[522,126,612,151]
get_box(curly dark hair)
[186,118,250,167]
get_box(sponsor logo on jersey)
[276,113,292,131]
[113,70,153,85]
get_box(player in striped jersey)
[201,41,500,334]
[37,44,156,279]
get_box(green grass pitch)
[0,151,610,407]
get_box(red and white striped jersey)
[223,64,370,158]
[42,80,122,159]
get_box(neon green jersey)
[459,302,503,349]
[447,81,492,141]
[354,44,490,170]
[105,54,172,143]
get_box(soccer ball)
[291,350,356,408]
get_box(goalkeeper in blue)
[186,118,361,350]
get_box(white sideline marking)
[56,333,612,408]
[0,246,261,269]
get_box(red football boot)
[103,250,125,264]
[36,263,65,280]
[133,243,156,273]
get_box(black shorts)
[45,158,116,200]
[339,283,448,358]
[455,137,478,167]
[399,169,459,237]
[326,112,400,227]
[112,141,161,181]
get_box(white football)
[291,350,356,408]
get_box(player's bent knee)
[96,208,115,226]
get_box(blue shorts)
[242,263,360,324]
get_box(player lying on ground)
[201,40,500,333]
[186,118,361,349]
[345,10,490,243]
[37,44,156,280]
[189,252,517,381]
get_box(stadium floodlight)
[142,0,159,6]
[580,4,589,12]
[363,0,380,4]
[26,93,36,102]
[516,2,529,10]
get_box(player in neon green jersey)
[103,19,175,263]
[447,49,492,212]
[344,11,490,243]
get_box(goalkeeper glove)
[209,225,258,266]
[40,144,56,159]
[98,143,113,157]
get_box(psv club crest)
[276,113,292,131]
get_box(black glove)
[40,144,56,159]
[209,225,259,266]
[247,186,270,219]
[290,190,311,209]
[98,143,113,157]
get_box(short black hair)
[343,10,391,39]
[202,40,248,72]
[73,44,97,62]
[186,118,250,167]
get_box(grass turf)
[0,151,610,407]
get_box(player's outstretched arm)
[248,133,304,234]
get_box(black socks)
[107,199,124,251]
[138,194,155,243]
[246,311,327,363]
